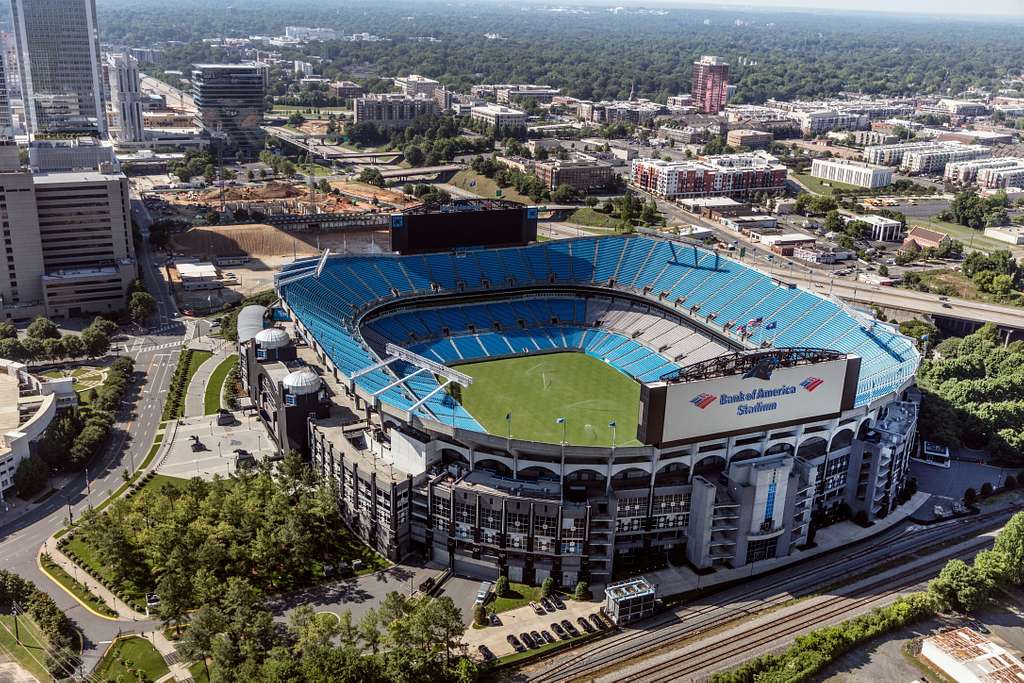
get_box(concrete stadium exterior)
[248,233,920,590]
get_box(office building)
[631,151,787,199]
[495,85,560,105]
[192,63,268,158]
[394,74,440,98]
[726,129,772,149]
[864,141,991,173]
[791,110,868,136]
[11,0,106,135]
[691,55,729,114]
[532,159,613,192]
[106,53,145,143]
[844,214,903,242]
[353,93,438,130]
[0,140,136,320]
[470,104,527,130]
[810,159,892,189]
[0,55,11,133]
[328,81,364,99]
[0,359,77,501]
[578,99,665,126]
[28,137,116,172]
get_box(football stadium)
[239,200,922,589]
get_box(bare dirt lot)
[169,223,391,260]
[331,181,418,208]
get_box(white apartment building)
[353,93,439,130]
[394,74,440,98]
[864,141,991,173]
[900,143,990,174]
[470,104,527,129]
[293,60,314,77]
[945,157,1024,188]
[810,158,892,189]
[783,110,867,135]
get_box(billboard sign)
[659,358,850,443]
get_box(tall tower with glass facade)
[11,0,107,136]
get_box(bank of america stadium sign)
[691,377,825,416]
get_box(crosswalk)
[132,340,184,354]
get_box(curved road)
[0,195,185,675]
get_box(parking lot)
[462,596,609,660]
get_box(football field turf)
[455,352,641,446]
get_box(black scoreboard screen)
[390,205,538,254]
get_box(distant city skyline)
[551,0,1024,19]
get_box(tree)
[994,512,1024,585]
[403,145,426,167]
[964,487,977,505]
[26,316,59,340]
[929,558,993,612]
[129,291,157,323]
[551,184,578,203]
[358,168,385,187]
[541,576,555,597]
[0,322,16,339]
[157,570,193,635]
[13,453,48,498]
[358,608,382,654]
[178,605,225,681]
[60,335,85,360]
[878,264,889,277]
[80,326,110,358]
[472,603,487,626]
[574,581,589,601]
[494,575,510,597]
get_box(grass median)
[0,614,55,682]
[93,636,170,683]
[40,554,117,618]
[204,356,237,414]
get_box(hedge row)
[161,349,195,421]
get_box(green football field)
[455,352,641,446]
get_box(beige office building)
[0,141,136,321]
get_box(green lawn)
[0,614,55,682]
[909,217,1017,254]
[566,207,628,232]
[40,365,107,403]
[204,356,237,414]
[449,169,534,204]
[93,636,170,683]
[40,553,118,617]
[906,268,1023,307]
[299,163,333,177]
[189,660,211,683]
[489,582,543,614]
[792,172,865,195]
[455,352,641,446]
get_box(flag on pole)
[765,320,777,330]
[555,417,566,424]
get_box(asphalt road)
[0,195,185,674]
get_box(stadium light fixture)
[385,343,473,387]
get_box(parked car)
[550,594,566,609]
[933,505,947,519]
[478,644,495,662]
[520,632,536,649]
[507,634,525,653]
[589,613,606,630]
[540,630,556,644]
[551,622,568,640]
[489,612,501,626]
[953,502,967,515]
[562,619,580,637]
[530,601,546,616]
[530,630,543,645]
[577,616,594,633]
[540,596,556,612]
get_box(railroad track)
[527,508,1011,683]
[634,546,982,683]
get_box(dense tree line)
[177,589,474,683]
[97,1,1024,105]
[68,454,379,610]
[0,316,114,364]
[961,250,1023,304]
[917,324,1024,462]
[940,190,1011,229]
[0,570,80,677]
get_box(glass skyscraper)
[11,0,106,136]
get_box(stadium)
[242,202,922,589]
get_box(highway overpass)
[263,127,403,164]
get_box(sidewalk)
[183,349,231,418]
[148,629,195,683]
[0,472,78,528]
[40,544,149,621]
[645,491,932,596]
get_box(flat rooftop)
[0,373,20,434]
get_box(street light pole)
[556,417,566,504]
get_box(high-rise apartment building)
[192,63,268,158]
[0,55,11,134]
[0,139,135,320]
[11,0,106,135]
[107,53,145,143]
[691,55,729,114]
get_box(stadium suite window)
[534,515,557,536]
[507,512,529,532]
[455,502,474,524]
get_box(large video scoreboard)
[390,203,538,254]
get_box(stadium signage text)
[691,379,821,416]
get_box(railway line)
[633,546,982,682]
[526,507,1014,683]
